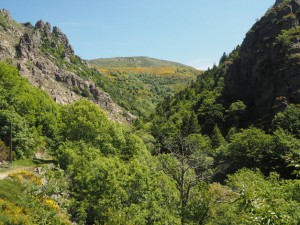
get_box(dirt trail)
[0,167,34,180]
[0,171,10,179]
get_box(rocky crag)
[0,9,135,123]
[224,0,300,118]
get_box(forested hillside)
[0,0,300,225]
[148,0,300,223]
[0,61,181,224]
[89,57,199,117]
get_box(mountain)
[89,57,200,117]
[89,56,196,69]
[153,0,300,129]
[0,9,135,123]
[224,0,300,118]
[0,9,198,120]
[151,0,300,179]
[1,1,300,225]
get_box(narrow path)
[0,171,10,179]
[0,167,34,180]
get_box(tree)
[222,127,300,178]
[159,133,214,224]
[211,125,226,148]
[272,104,300,138]
[225,169,300,224]
[0,139,9,161]
[224,128,274,175]
[219,52,228,65]
[228,100,246,126]
[57,141,181,224]
[197,93,225,134]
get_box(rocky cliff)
[224,0,300,118]
[0,9,135,123]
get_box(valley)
[0,0,299,224]
[89,56,200,117]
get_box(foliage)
[55,100,184,224]
[0,62,61,158]
[0,14,9,28]
[92,66,198,117]
[228,100,246,125]
[275,26,300,47]
[0,13,299,224]
[225,169,300,224]
[272,104,300,138]
[0,140,9,161]
[211,125,226,149]
[0,169,71,224]
[217,127,300,178]
[57,141,181,224]
[60,99,146,159]
[89,56,196,68]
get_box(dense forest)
[0,0,300,224]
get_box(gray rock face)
[0,9,135,123]
[224,0,300,118]
[275,0,286,6]
[0,9,11,20]
[35,20,52,37]
[52,26,74,54]
[275,0,300,6]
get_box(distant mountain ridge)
[89,56,196,69]
[88,56,199,117]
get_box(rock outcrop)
[0,9,135,123]
[224,0,300,118]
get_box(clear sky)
[2,0,275,69]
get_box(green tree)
[226,169,300,224]
[272,104,300,138]
[228,100,246,126]
[57,141,181,224]
[211,125,226,148]
[225,128,273,171]
[159,133,214,224]
[0,139,9,161]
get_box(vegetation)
[89,56,195,68]
[40,35,199,119]
[0,2,300,223]
[0,168,71,224]
[147,43,300,224]
[275,26,300,47]
[1,37,299,224]
[91,66,198,118]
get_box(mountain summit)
[89,56,196,69]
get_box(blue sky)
[2,0,274,69]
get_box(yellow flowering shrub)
[43,198,60,211]
[8,169,42,184]
[0,198,31,225]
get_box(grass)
[0,159,40,172]
[275,26,300,46]
[89,56,197,69]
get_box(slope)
[150,0,300,180]
[89,56,196,69]
[0,9,135,123]
[89,57,200,117]
[0,2,299,225]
